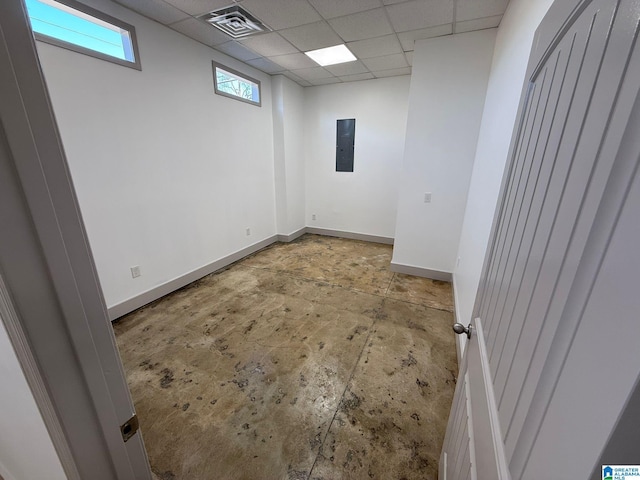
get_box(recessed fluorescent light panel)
[305,44,356,66]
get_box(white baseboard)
[389,262,452,282]
[107,235,278,320]
[276,227,306,243]
[108,228,397,320]
[306,227,394,245]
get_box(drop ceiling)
[114,0,509,86]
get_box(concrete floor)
[114,234,458,480]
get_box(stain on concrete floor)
[113,234,457,479]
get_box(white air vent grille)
[199,5,270,39]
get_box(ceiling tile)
[310,77,343,85]
[279,21,343,52]
[240,0,321,30]
[246,57,287,74]
[404,50,413,65]
[339,72,375,82]
[292,66,334,80]
[114,0,189,25]
[162,0,237,16]
[307,0,382,19]
[386,0,454,33]
[282,71,306,83]
[397,23,452,50]
[346,34,402,59]
[324,60,369,76]
[373,66,411,77]
[456,0,509,22]
[382,0,409,4]
[269,52,319,70]
[362,53,407,71]
[215,41,261,61]
[455,15,502,33]
[328,8,394,42]
[170,18,231,46]
[298,80,314,87]
[239,32,298,57]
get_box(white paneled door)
[440,0,640,478]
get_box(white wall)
[392,29,496,275]
[304,76,410,238]
[272,75,306,236]
[453,0,554,325]
[0,317,66,480]
[37,0,276,311]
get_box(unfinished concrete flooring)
[114,235,457,480]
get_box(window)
[25,0,141,70]
[212,62,261,106]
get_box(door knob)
[452,323,472,339]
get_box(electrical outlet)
[246,227,251,236]
[130,266,141,278]
[312,214,316,221]
[424,192,432,203]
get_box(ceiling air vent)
[199,5,270,39]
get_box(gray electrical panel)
[336,118,355,172]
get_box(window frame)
[27,0,142,70]
[212,61,261,107]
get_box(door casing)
[0,1,152,478]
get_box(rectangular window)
[212,62,261,106]
[25,0,141,70]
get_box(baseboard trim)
[306,227,394,245]
[390,262,452,282]
[107,235,278,320]
[277,227,306,243]
[108,228,396,320]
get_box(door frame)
[0,1,151,478]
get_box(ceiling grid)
[114,0,509,86]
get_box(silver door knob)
[453,323,472,339]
